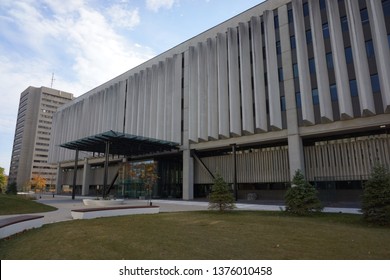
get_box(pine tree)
[208,174,236,211]
[284,170,323,215]
[361,164,390,226]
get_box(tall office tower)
[8,86,73,191]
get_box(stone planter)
[82,198,124,206]
[71,206,160,219]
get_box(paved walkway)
[1,195,361,225]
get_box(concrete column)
[292,0,315,125]
[227,27,242,136]
[55,163,62,194]
[188,46,199,142]
[197,42,208,141]
[279,4,303,179]
[182,149,194,200]
[124,76,133,134]
[239,22,255,135]
[288,134,305,178]
[118,80,126,133]
[149,65,158,138]
[326,0,354,119]
[264,9,283,130]
[366,0,390,113]
[345,0,375,116]
[164,58,173,141]
[279,4,298,131]
[216,32,230,138]
[82,158,90,196]
[144,68,152,138]
[156,61,166,139]
[206,37,218,140]
[308,0,333,122]
[137,70,146,136]
[131,74,139,134]
[250,16,268,132]
[172,54,182,144]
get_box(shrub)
[361,164,390,226]
[285,170,323,215]
[208,174,236,211]
[5,182,17,195]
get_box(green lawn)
[0,194,57,215]
[1,211,389,260]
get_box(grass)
[0,194,57,215]
[0,211,389,260]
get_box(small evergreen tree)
[208,174,236,211]
[361,164,390,226]
[6,182,17,195]
[285,170,323,215]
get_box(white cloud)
[146,0,176,12]
[107,5,140,30]
[0,0,156,172]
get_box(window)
[296,92,302,108]
[309,58,316,74]
[281,96,286,111]
[290,35,296,49]
[330,84,338,101]
[312,88,319,105]
[341,16,348,32]
[274,15,279,28]
[322,22,330,39]
[320,0,326,10]
[326,52,334,69]
[388,34,390,49]
[363,40,375,59]
[371,74,380,93]
[276,41,281,55]
[293,63,299,78]
[288,9,293,23]
[278,67,284,82]
[345,47,353,64]
[306,29,312,44]
[361,8,369,25]
[349,79,358,97]
[384,0,390,17]
[303,2,309,17]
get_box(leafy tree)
[30,175,47,192]
[361,164,390,226]
[285,170,323,215]
[140,162,159,205]
[208,174,236,211]
[0,167,7,193]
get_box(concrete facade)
[49,0,390,204]
[9,86,73,190]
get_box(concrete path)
[1,195,361,225]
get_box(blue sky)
[0,0,264,175]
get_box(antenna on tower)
[51,73,55,88]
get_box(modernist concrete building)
[49,0,390,205]
[9,86,73,190]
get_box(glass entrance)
[112,157,183,199]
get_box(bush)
[5,182,17,195]
[208,174,236,211]
[285,170,323,215]
[361,164,390,226]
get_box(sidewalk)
[2,195,362,225]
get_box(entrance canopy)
[60,130,180,157]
